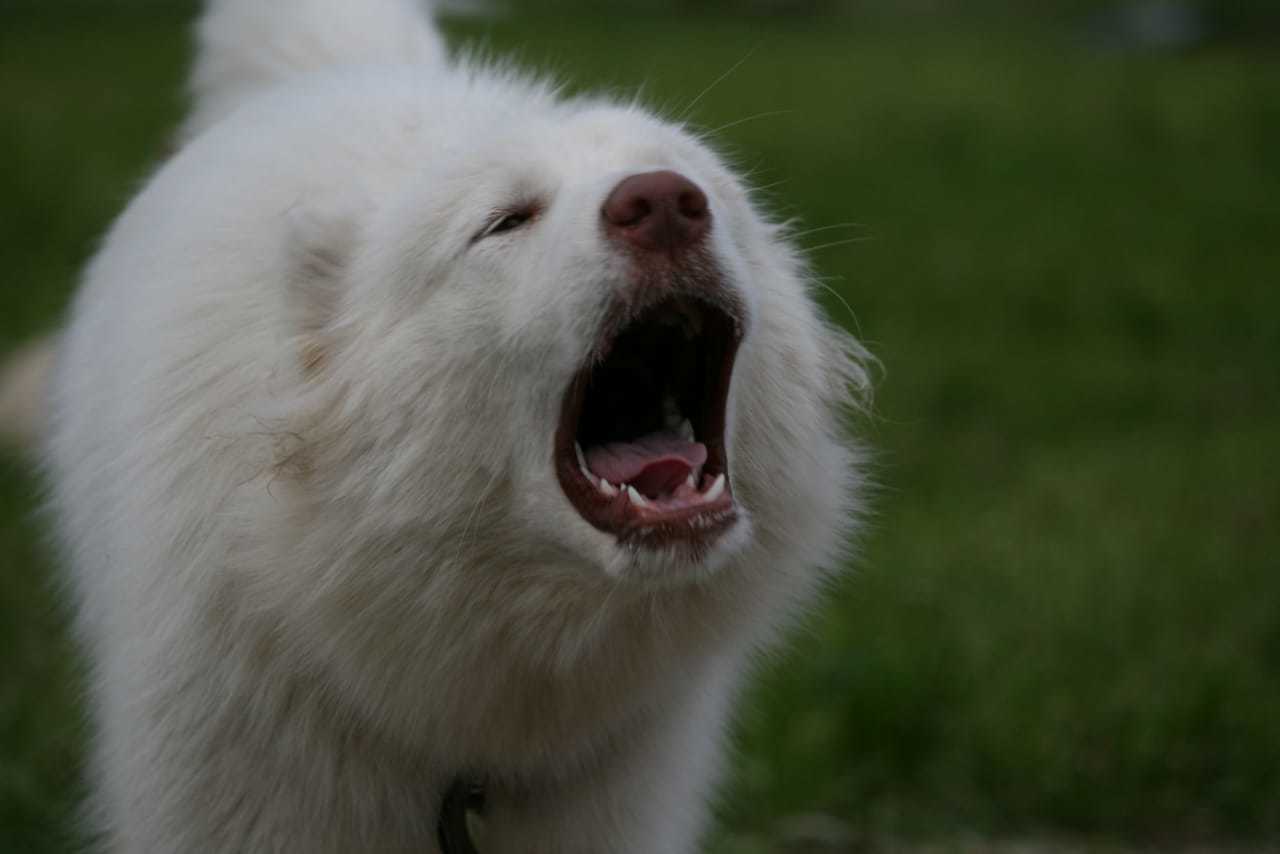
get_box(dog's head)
[279,74,868,591]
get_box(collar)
[437,778,486,854]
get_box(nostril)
[677,188,708,220]
[607,195,652,228]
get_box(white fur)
[182,0,445,141]
[44,1,870,851]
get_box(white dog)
[6,0,871,850]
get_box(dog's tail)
[0,336,56,454]
[182,0,446,141]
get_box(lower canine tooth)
[685,473,697,489]
[663,396,681,426]
[704,474,726,502]
[678,419,695,441]
[626,485,649,507]
[599,479,618,497]
[575,444,595,481]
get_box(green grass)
[2,7,1279,851]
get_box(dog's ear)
[284,205,360,376]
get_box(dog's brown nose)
[602,170,710,253]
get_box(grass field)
[1,5,1278,852]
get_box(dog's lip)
[553,289,744,552]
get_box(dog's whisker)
[704,109,794,138]
[788,222,871,241]
[803,236,877,253]
[678,43,761,122]
[810,278,868,341]
[749,178,790,194]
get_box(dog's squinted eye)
[474,205,539,242]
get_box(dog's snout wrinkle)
[602,170,710,253]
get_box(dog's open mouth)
[555,293,742,550]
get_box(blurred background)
[1,1,1277,852]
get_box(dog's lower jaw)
[599,511,754,588]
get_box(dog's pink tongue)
[586,432,707,497]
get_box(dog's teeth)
[575,443,591,479]
[685,473,697,489]
[704,474,726,502]
[678,419,694,441]
[599,478,618,497]
[626,485,649,508]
